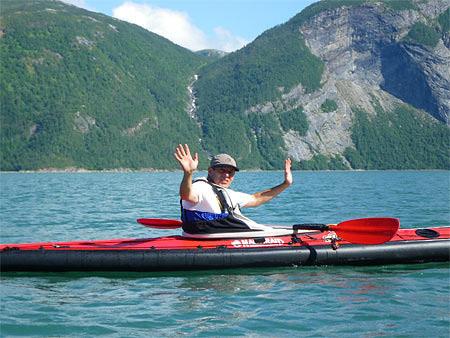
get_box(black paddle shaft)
[292,223,329,231]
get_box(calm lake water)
[1,171,449,337]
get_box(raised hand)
[174,144,198,174]
[284,158,293,186]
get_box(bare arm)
[245,158,293,207]
[174,144,199,203]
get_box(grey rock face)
[301,1,449,122]
[276,0,450,162]
[380,42,450,123]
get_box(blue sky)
[63,0,318,51]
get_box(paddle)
[137,217,399,244]
[293,217,399,244]
[137,218,182,229]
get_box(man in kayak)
[174,143,293,236]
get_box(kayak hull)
[1,227,449,272]
[2,240,449,272]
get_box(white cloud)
[112,2,248,52]
[213,26,249,53]
[61,0,95,11]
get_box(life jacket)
[180,179,259,234]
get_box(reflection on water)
[1,263,449,336]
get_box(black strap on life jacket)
[193,178,233,214]
[207,181,232,214]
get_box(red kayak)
[1,218,449,272]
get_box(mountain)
[0,0,206,170]
[1,0,449,171]
[193,0,450,169]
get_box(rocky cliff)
[304,0,449,162]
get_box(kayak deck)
[1,227,449,251]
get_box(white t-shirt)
[182,179,253,214]
[181,178,275,231]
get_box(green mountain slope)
[0,0,205,170]
[344,106,450,170]
[194,16,324,168]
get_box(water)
[1,171,449,337]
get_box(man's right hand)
[174,144,199,174]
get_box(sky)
[62,0,318,52]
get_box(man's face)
[208,166,236,188]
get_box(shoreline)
[0,167,175,173]
[0,168,448,174]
